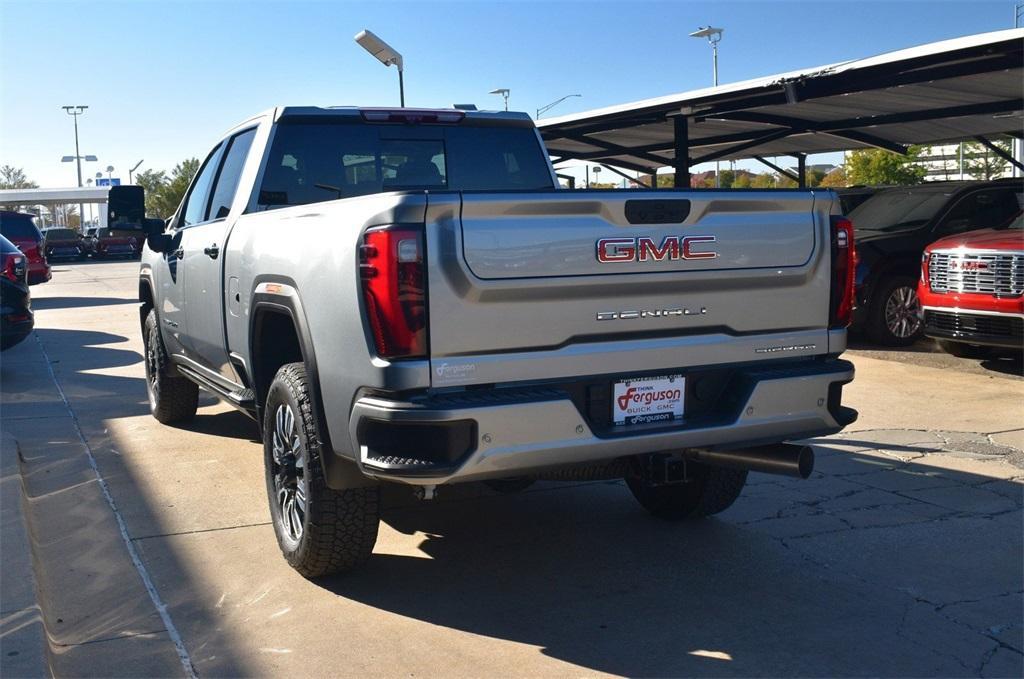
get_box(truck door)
[180,127,257,384]
[159,142,224,359]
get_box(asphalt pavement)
[2,260,1022,678]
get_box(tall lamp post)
[489,88,510,111]
[536,94,581,120]
[62,105,94,230]
[689,26,724,187]
[355,29,405,107]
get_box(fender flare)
[249,278,371,489]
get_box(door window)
[181,144,224,227]
[207,128,257,221]
[937,189,1021,234]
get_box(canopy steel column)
[673,115,690,188]
[796,154,807,188]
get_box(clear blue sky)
[1,0,1018,188]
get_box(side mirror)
[107,185,148,232]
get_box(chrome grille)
[929,251,1024,296]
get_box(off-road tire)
[143,309,198,424]
[936,339,992,359]
[867,276,923,346]
[264,363,379,578]
[626,461,748,520]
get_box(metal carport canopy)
[538,28,1024,182]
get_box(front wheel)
[143,309,198,424]
[626,459,748,520]
[868,276,923,346]
[264,363,379,578]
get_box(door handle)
[204,244,220,259]
[174,247,184,259]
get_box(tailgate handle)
[624,199,691,225]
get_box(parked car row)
[838,179,1022,352]
[44,226,142,261]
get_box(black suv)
[849,179,1022,346]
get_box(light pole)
[489,88,510,111]
[536,94,582,120]
[62,105,94,229]
[355,29,405,107]
[690,26,724,187]
[592,166,602,187]
[129,159,144,184]
[106,165,114,181]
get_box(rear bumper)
[343,358,856,486]
[922,307,1023,349]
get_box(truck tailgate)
[424,190,834,387]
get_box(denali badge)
[596,235,717,263]
[597,307,707,321]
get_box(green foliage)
[962,139,1012,180]
[732,173,752,188]
[819,167,848,188]
[134,159,199,218]
[845,147,925,186]
[0,165,37,190]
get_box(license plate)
[612,374,684,426]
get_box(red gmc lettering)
[637,237,679,261]
[596,238,636,262]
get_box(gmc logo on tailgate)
[596,235,717,263]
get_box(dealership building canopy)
[538,28,1023,186]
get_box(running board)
[175,365,258,419]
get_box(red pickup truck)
[919,212,1023,357]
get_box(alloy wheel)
[271,404,307,543]
[884,285,922,339]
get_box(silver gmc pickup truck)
[108,106,857,577]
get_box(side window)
[207,128,257,221]
[938,189,1021,234]
[180,144,224,227]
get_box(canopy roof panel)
[539,29,1024,172]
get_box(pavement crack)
[132,521,272,541]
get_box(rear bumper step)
[345,359,855,485]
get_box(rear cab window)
[255,119,553,211]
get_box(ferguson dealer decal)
[612,375,685,426]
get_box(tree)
[845,147,925,186]
[732,173,752,189]
[751,172,778,188]
[962,139,1012,180]
[150,158,199,219]
[0,165,38,190]
[819,167,848,188]
[135,169,168,217]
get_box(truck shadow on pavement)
[30,296,139,311]
[317,451,1023,677]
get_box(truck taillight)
[359,226,427,359]
[830,216,856,328]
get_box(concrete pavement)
[2,260,1022,677]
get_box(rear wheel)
[143,309,198,424]
[626,459,747,520]
[936,339,992,359]
[868,276,923,346]
[264,363,379,578]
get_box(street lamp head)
[354,30,403,71]
[106,165,114,173]
[689,26,723,43]
[84,155,97,162]
[489,88,509,96]
[61,156,75,163]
